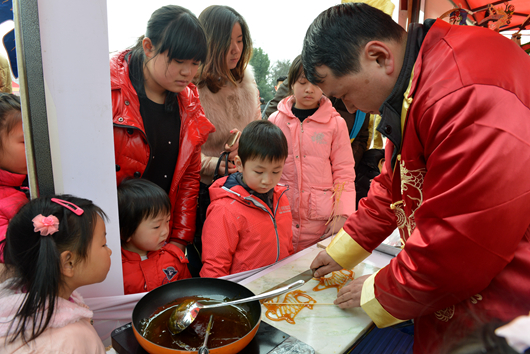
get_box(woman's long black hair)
[197,5,253,93]
[1,194,107,344]
[126,5,207,112]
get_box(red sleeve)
[0,216,8,262]
[374,87,530,319]
[200,201,240,278]
[168,146,200,245]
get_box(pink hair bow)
[32,214,60,236]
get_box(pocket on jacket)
[308,186,334,221]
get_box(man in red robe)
[302,3,530,353]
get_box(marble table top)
[240,241,383,354]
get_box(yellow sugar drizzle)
[312,269,355,293]
[263,290,317,324]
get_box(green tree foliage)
[250,47,273,102]
[268,59,291,90]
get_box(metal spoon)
[197,315,213,354]
[168,280,305,334]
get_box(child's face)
[293,74,322,110]
[0,119,27,175]
[235,156,285,194]
[74,215,112,287]
[126,212,171,256]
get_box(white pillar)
[37,0,123,297]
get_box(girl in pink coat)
[0,195,111,353]
[269,55,356,252]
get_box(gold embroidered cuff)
[361,271,405,328]
[326,228,371,270]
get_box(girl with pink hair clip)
[0,195,111,353]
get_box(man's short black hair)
[276,76,287,84]
[302,3,405,84]
[117,178,171,242]
[238,120,288,165]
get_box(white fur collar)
[199,65,260,157]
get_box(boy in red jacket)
[118,179,191,294]
[200,120,294,278]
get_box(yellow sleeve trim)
[361,271,406,328]
[326,228,371,270]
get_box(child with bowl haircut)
[118,179,191,294]
[200,120,294,278]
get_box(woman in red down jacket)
[111,5,215,251]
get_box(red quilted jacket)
[110,51,215,245]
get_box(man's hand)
[334,274,371,309]
[310,250,343,278]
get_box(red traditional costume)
[327,20,530,353]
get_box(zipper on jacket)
[245,198,281,263]
[222,187,284,262]
[246,188,288,263]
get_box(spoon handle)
[203,280,305,309]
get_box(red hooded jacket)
[200,174,294,278]
[121,243,191,295]
[110,51,215,245]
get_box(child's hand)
[322,216,348,239]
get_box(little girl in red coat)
[0,93,29,263]
[118,178,191,294]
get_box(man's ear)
[60,251,75,278]
[142,37,155,59]
[363,41,395,76]
[234,156,244,173]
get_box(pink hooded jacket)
[269,95,356,251]
[0,281,105,353]
[0,169,28,262]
